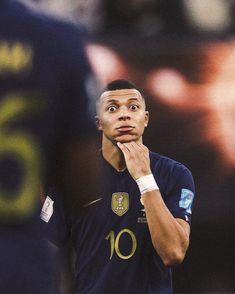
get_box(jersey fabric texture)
[43,151,195,294]
[0,1,92,293]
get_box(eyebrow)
[105,97,140,104]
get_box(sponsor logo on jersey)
[111,192,129,216]
[83,197,103,208]
[179,188,194,214]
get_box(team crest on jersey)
[111,192,129,216]
[179,188,194,214]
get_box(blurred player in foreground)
[0,0,94,293]
[43,79,195,293]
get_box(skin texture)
[96,88,190,266]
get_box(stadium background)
[23,1,235,292]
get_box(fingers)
[117,141,150,179]
[117,142,130,159]
[118,141,148,153]
[117,141,149,159]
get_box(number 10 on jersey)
[105,228,137,260]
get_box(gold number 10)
[105,228,137,260]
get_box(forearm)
[142,190,190,267]
[116,141,191,266]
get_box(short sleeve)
[164,165,195,224]
[40,188,70,247]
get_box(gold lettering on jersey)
[115,229,137,259]
[111,192,129,216]
[0,41,33,74]
[0,92,42,221]
[105,229,137,260]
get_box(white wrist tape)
[136,174,159,195]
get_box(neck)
[102,137,126,171]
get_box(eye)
[107,105,117,112]
[129,104,139,111]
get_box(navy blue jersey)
[0,1,92,293]
[44,151,195,294]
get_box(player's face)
[96,89,149,143]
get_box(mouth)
[116,126,134,132]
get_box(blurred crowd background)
[22,0,235,292]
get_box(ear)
[95,115,102,131]
[144,111,149,127]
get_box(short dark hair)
[103,79,141,92]
[96,79,146,113]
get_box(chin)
[116,136,139,143]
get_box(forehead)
[100,89,143,104]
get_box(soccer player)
[43,79,195,293]
[0,0,94,293]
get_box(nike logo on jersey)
[83,198,103,208]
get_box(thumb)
[117,141,124,154]
[117,142,122,149]
[117,142,127,157]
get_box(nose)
[118,106,130,121]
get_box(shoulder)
[6,1,87,45]
[149,151,193,177]
[1,1,89,72]
[149,151,195,195]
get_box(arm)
[141,190,190,266]
[117,141,190,267]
